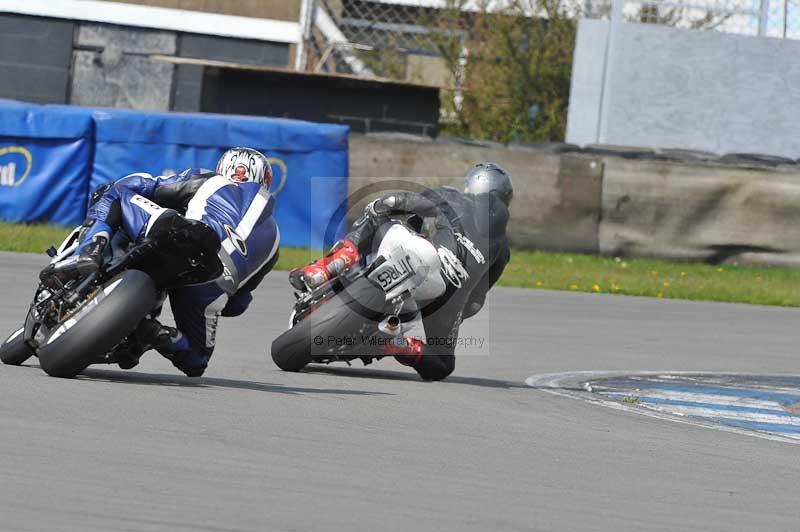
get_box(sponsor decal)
[206,319,218,348]
[222,265,235,284]
[454,232,485,265]
[0,146,33,187]
[370,254,415,292]
[224,224,248,257]
[267,157,288,196]
[437,246,469,288]
[130,194,164,215]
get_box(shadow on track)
[74,367,392,396]
[304,365,526,389]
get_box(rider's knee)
[170,351,209,378]
[182,365,207,378]
[414,355,455,381]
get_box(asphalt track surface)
[1,250,800,532]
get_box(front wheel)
[0,328,34,366]
[37,270,158,378]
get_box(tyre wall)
[350,133,800,266]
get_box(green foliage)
[430,0,576,143]
[6,223,800,308]
[0,222,322,274]
[622,395,641,405]
[358,47,408,80]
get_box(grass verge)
[502,249,800,307]
[4,223,800,307]
[0,223,73,254]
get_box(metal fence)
[590,0,800,38]
[591,0,759,35]
[301,0,448,81]
[299,0,800,81]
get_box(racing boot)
[39,236,107,287]
[384,336,425,367]
[289,239,360,292]
[111,318,182,370]
[136,318,211,377]
[136,318,185,353]
[110,336,144,370]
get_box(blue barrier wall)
[0,100,93,226]
[0,100,349,248]
[91,108,349,248]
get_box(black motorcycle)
[0,213,222,378]
[271,221,448,372]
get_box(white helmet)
[216,147,272,189]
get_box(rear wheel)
[37,270,157,378]
[271,277,386,372]
[0,328,34,366]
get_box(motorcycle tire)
[37,269,157,378]
[0,327,34,366]
[271,277,386,372]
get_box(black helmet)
[463,163,513,206]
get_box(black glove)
[365,198,391,218]
[88,183,113,208]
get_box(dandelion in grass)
[569,284,579,290]
[592,284,601,292]
[535,280,543,287]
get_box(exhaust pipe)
[378,315,402,336]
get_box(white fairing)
[50,225,83,264]
[370,224,446,301]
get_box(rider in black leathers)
[290,163,512,381]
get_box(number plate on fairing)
[369,255,416,292]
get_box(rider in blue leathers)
[68,148,280,376]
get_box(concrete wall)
[0,15,73,104]
[71,24,290,112]
[599,158,800,266]
[349,134,603,252]
[71,25,177,111]
[350,134,800,266]
[567,19,800,159]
